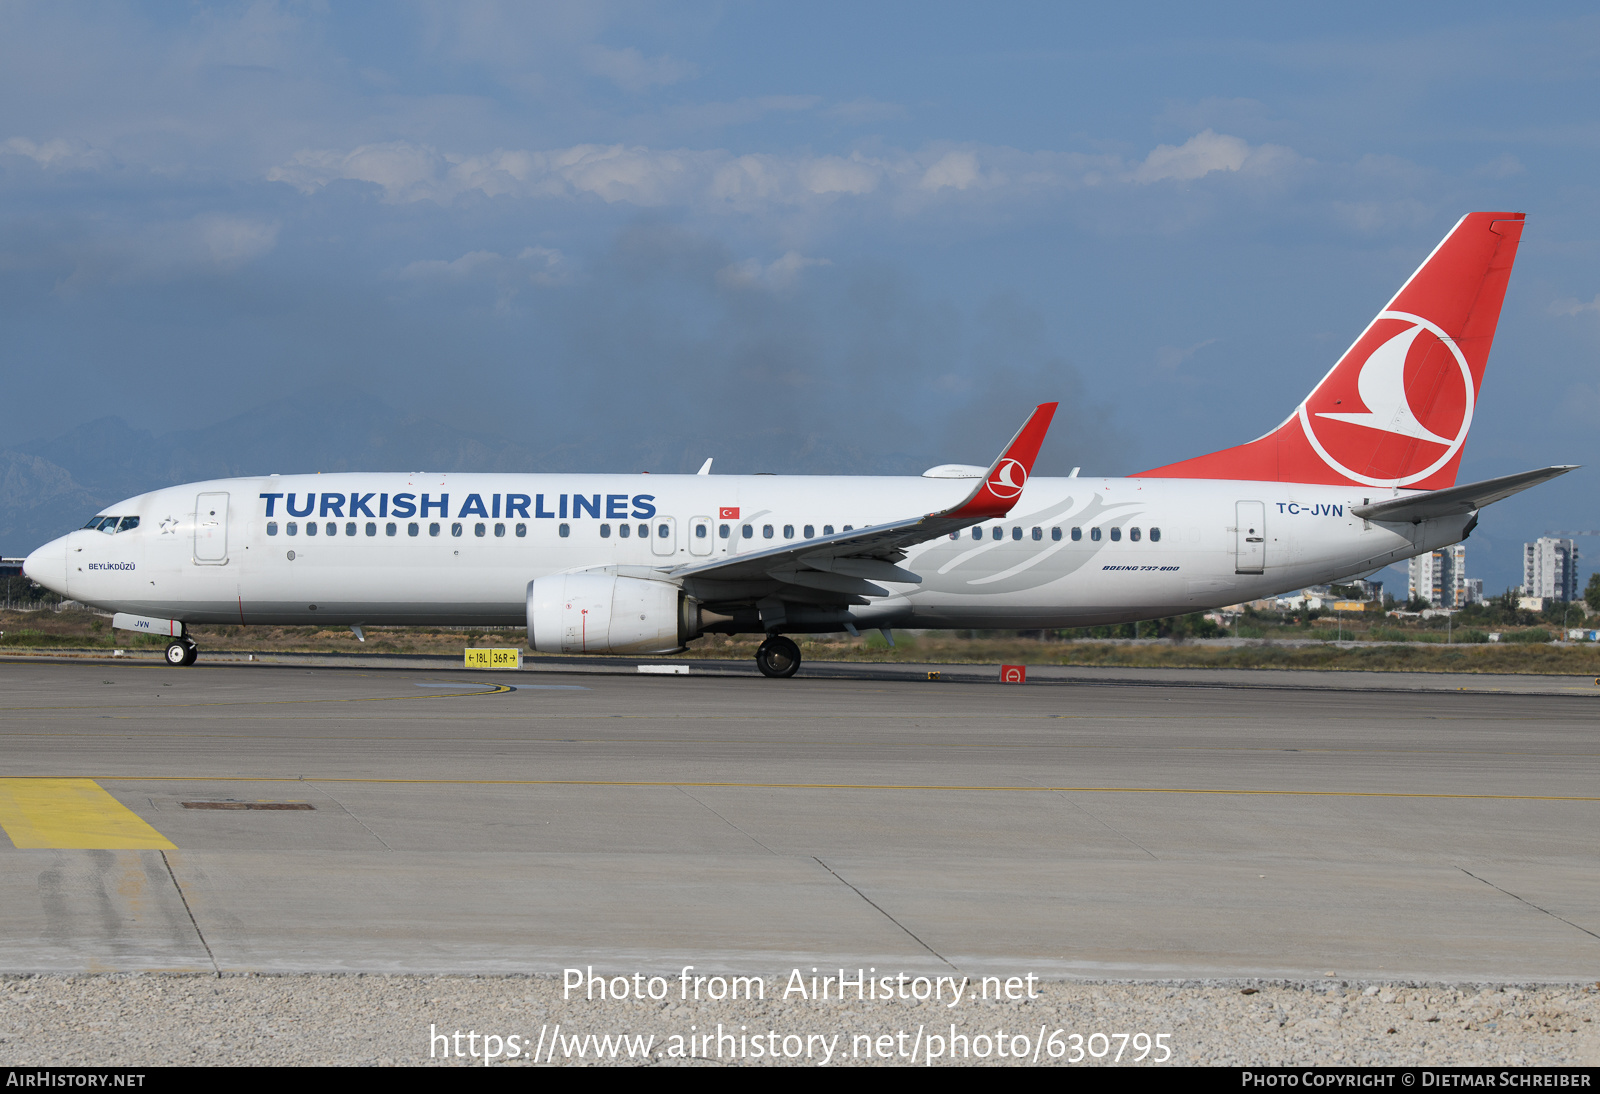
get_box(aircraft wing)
[1351,465,1579,524]
[667,402,1058,601]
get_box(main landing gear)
[755,635,801,678]
[164,638,198,667]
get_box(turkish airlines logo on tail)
[1298,311,1475,487]
[987,458,1028,500]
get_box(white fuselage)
[26,471,1463,632]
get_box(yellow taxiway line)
[74,776,1600,803]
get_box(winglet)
[941,402,1059,520]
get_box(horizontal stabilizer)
[1352,465,1578,523]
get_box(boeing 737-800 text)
[22,211,1574,676]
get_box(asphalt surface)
[1,655,1597,982]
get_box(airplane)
[22,211,1574,678]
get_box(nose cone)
[22,536,69,597]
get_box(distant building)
[1409,544,1471,607]
[1524,538,1580,603]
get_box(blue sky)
[3,2,1598,590]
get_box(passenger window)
[695,523,707,538]
[1130,527,1141,542]
[386,522,396,536]
[494,523,505,538]
[306,522,318,537]
[783,525,793,539]
[971,527,982,540]
[366,522,377,537]
[803,525,814,538]
[949,532,958,540]
[118,517,139,532]
[407,522,418,536]
[1051,527,1062,542]
[992,527,1003,541]
[657,524,668,538]
[473,522,485,537]
[451,523,463,537]
[1110,526,1122,542]
[517,523,527,537]
[559,523,570,538]
[1089,527,1100,542]
[742,524,753,539]
[267,522,278,536]
[763,524,774,539]
[1151,527,1161,542]
[719,524,730,539]
[345,522,356,536]
[618,523,630,538]
[638,524,648,538]
[1032,527,1042,541]
[287,522,298,536]
[823,525,834,536]
[843,525,853,531]
[327,522,337,536]
[600,524,611,538]
[1012,527,1022,541]
[429,523,440,537]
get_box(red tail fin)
[1140,212,1524,489]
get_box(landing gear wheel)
[165,639,198,667]
[755,635,801,678]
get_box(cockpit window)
[117,516,139,532]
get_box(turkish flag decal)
[719,507,739,520]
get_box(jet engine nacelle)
[526,573,695,654]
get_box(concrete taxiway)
[0,657,1596,981]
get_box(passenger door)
[194,492,230,564]
[1235,500,1265,574]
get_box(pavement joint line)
[673,786,777,855]
[71,776,1600,800]
[1457,867,1600,943]
[813,856,955,970]
[160,850,220,977]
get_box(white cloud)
[42,214,280,292]
[716,251,832,291]
[1472,153,1525,179]
[822,98,908,123]
[1131,130,1260,183]
[1550,295,1600,317]
[399,246,568,294]
[1,136,113,172]
[919,150,1004,192]
[582,45,698,92]
[265,132,1301,215]
[195,215,278,268]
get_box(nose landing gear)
[755,634,801,678]
[165,639,198,667]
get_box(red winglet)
[943,402,1059,520]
